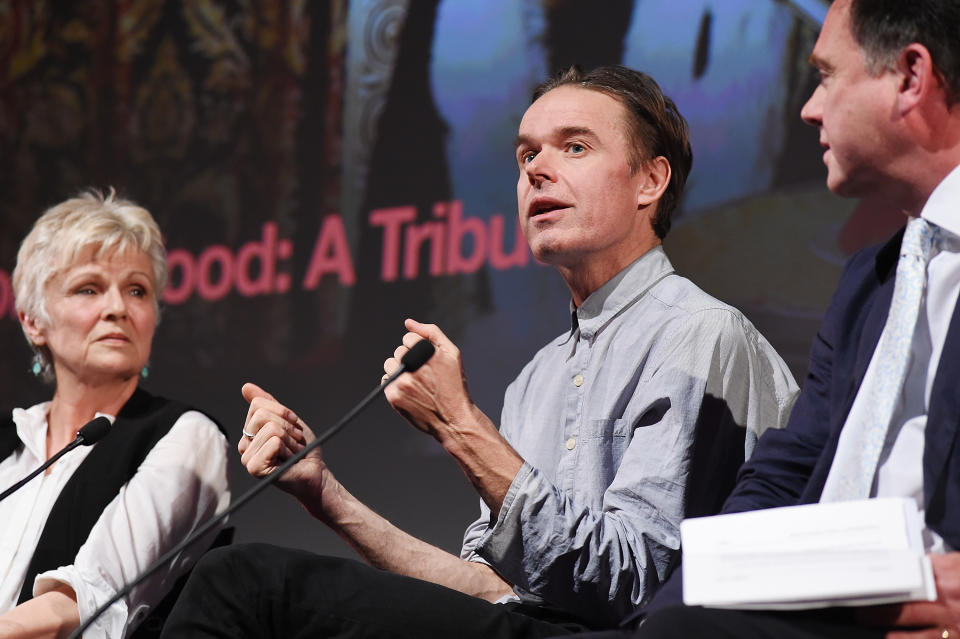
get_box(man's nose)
[524,151,556,187]
[800,84,823,127]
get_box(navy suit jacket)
[640,226,960,617]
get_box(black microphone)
[402,337,435,372]
[76,415,112,445]
[0,416,112,503]
[69,339,436,638]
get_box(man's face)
[515,86,655,271]
[801,0,901,197]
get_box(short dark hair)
[849,0,960,103]
[532,65,692,239]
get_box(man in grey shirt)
[162,66,798,637]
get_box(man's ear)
[19,311,46,347]
[637,156,671,208]
[896,43,941,114]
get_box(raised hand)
[238,382,331,513]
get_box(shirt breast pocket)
[584,418,634,486]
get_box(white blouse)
[0,401,230,637]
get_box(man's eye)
[522,151,537,163]
[569,144,585,154]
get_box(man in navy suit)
[620,0,960,637]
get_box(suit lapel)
[924,296,960,521]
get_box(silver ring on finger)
[242,429,255,440]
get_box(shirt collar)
[921,161,960,238]
[12,402,52,462]
[565,246,675,343]
[12,403,116,461]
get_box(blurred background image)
[2,0,889,559]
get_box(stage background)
[0,0,901,559]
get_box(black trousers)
[160,543,590,638]
[622,605,890,639]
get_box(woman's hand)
[0,585,79,639]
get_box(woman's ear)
[637,156,671,208]
[19,311,46,346]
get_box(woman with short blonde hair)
[0,189,230,638]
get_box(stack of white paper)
[681,498,937,609]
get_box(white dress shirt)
[0,402,230,637]
[835,162,960,552]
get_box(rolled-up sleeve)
[475,460,675,625]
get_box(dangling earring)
[140,365,149,380]
[31,353,43,377]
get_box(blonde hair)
[13,188,166,379]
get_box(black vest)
[0,388,215,608]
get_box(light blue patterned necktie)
[821,217,938,502]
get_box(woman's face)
[29,246,158,386]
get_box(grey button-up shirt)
[460,246,798,627]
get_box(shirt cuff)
[35,566,128,638]
[473,461,535,575]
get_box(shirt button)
[566,437,576,450]
[573,374,584,387]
